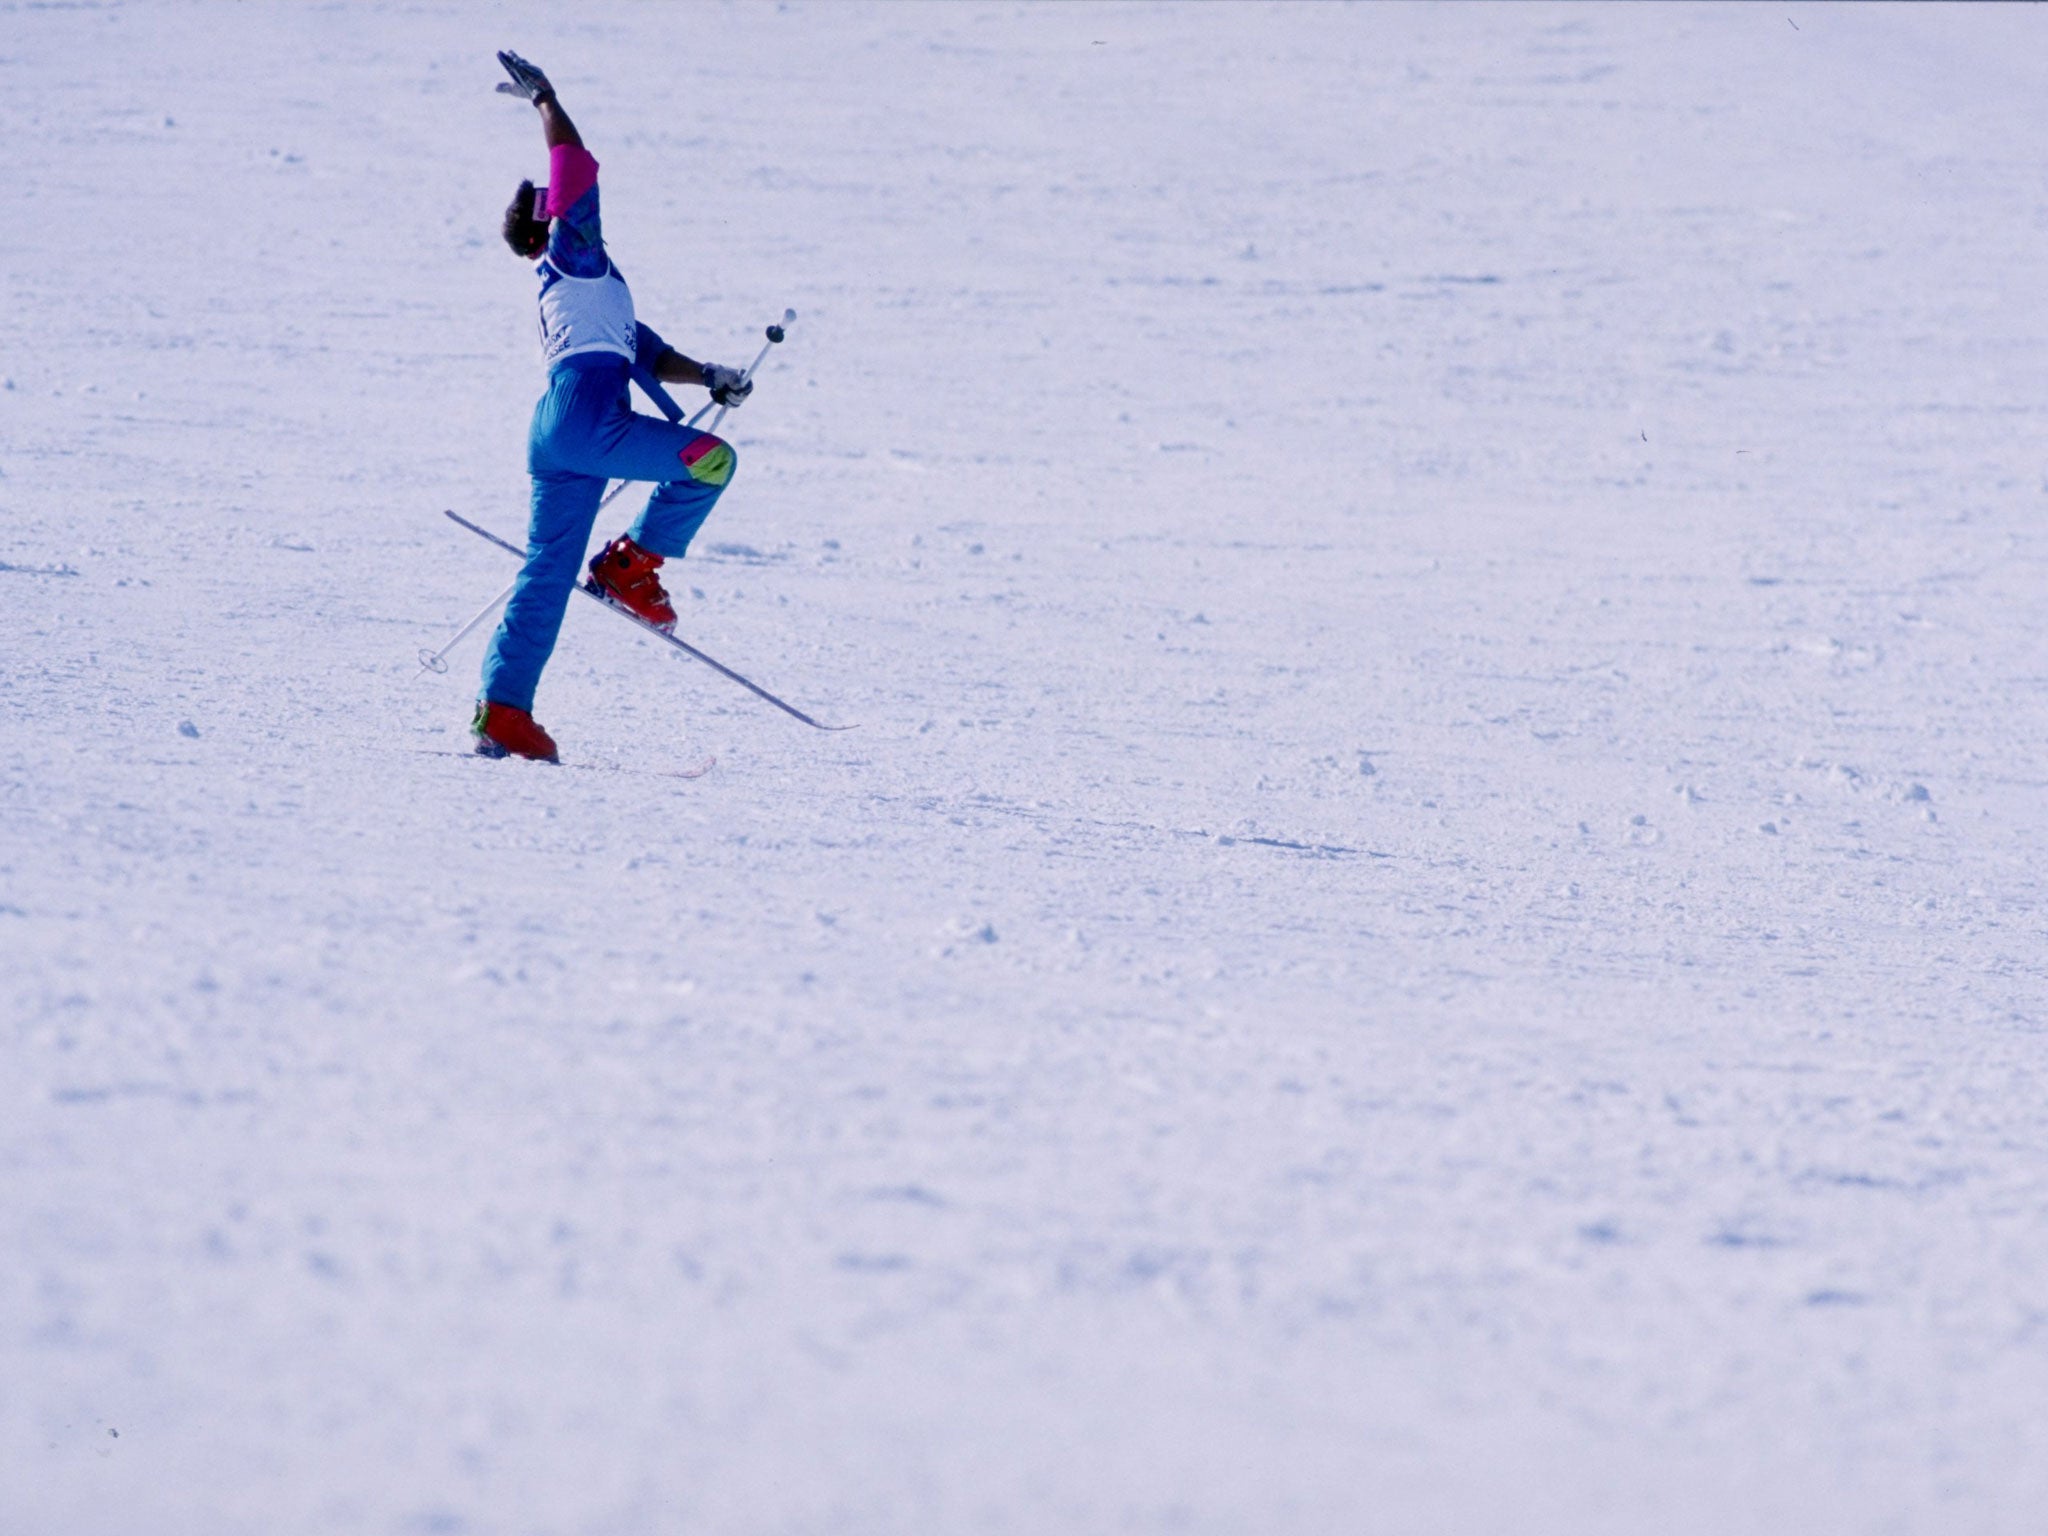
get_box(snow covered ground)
[6,3,2048,1532]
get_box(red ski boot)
[471,700,559,762]
[587,534,676,631]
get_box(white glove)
[703,363,754,408]
[496,50,555,104]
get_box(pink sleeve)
[546,144,599,218]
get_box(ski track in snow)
[4,5,2048,1534]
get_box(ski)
[413,747,716,780]
[443,510,854,731]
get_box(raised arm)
[499,51,599,238]
[536,93,583,152]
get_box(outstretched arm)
[499,51,598,228]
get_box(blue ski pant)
[480,355,736,712]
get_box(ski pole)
[596,309,796,513]
[415,575,516,677]
[707,307,796,434]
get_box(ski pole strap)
[629,363,684,424]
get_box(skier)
[473,50,755,762]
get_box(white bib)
[536,256,636,367]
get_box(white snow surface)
[6,4,2048,1533]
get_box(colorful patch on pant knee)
[679,437,734,486]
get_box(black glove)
[702,363,754,409]
[496,50,555,104]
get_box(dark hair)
[503,180,548,259]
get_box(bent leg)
[628,459,727,559]
[584,410,737,560]
[480,468,607,711]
